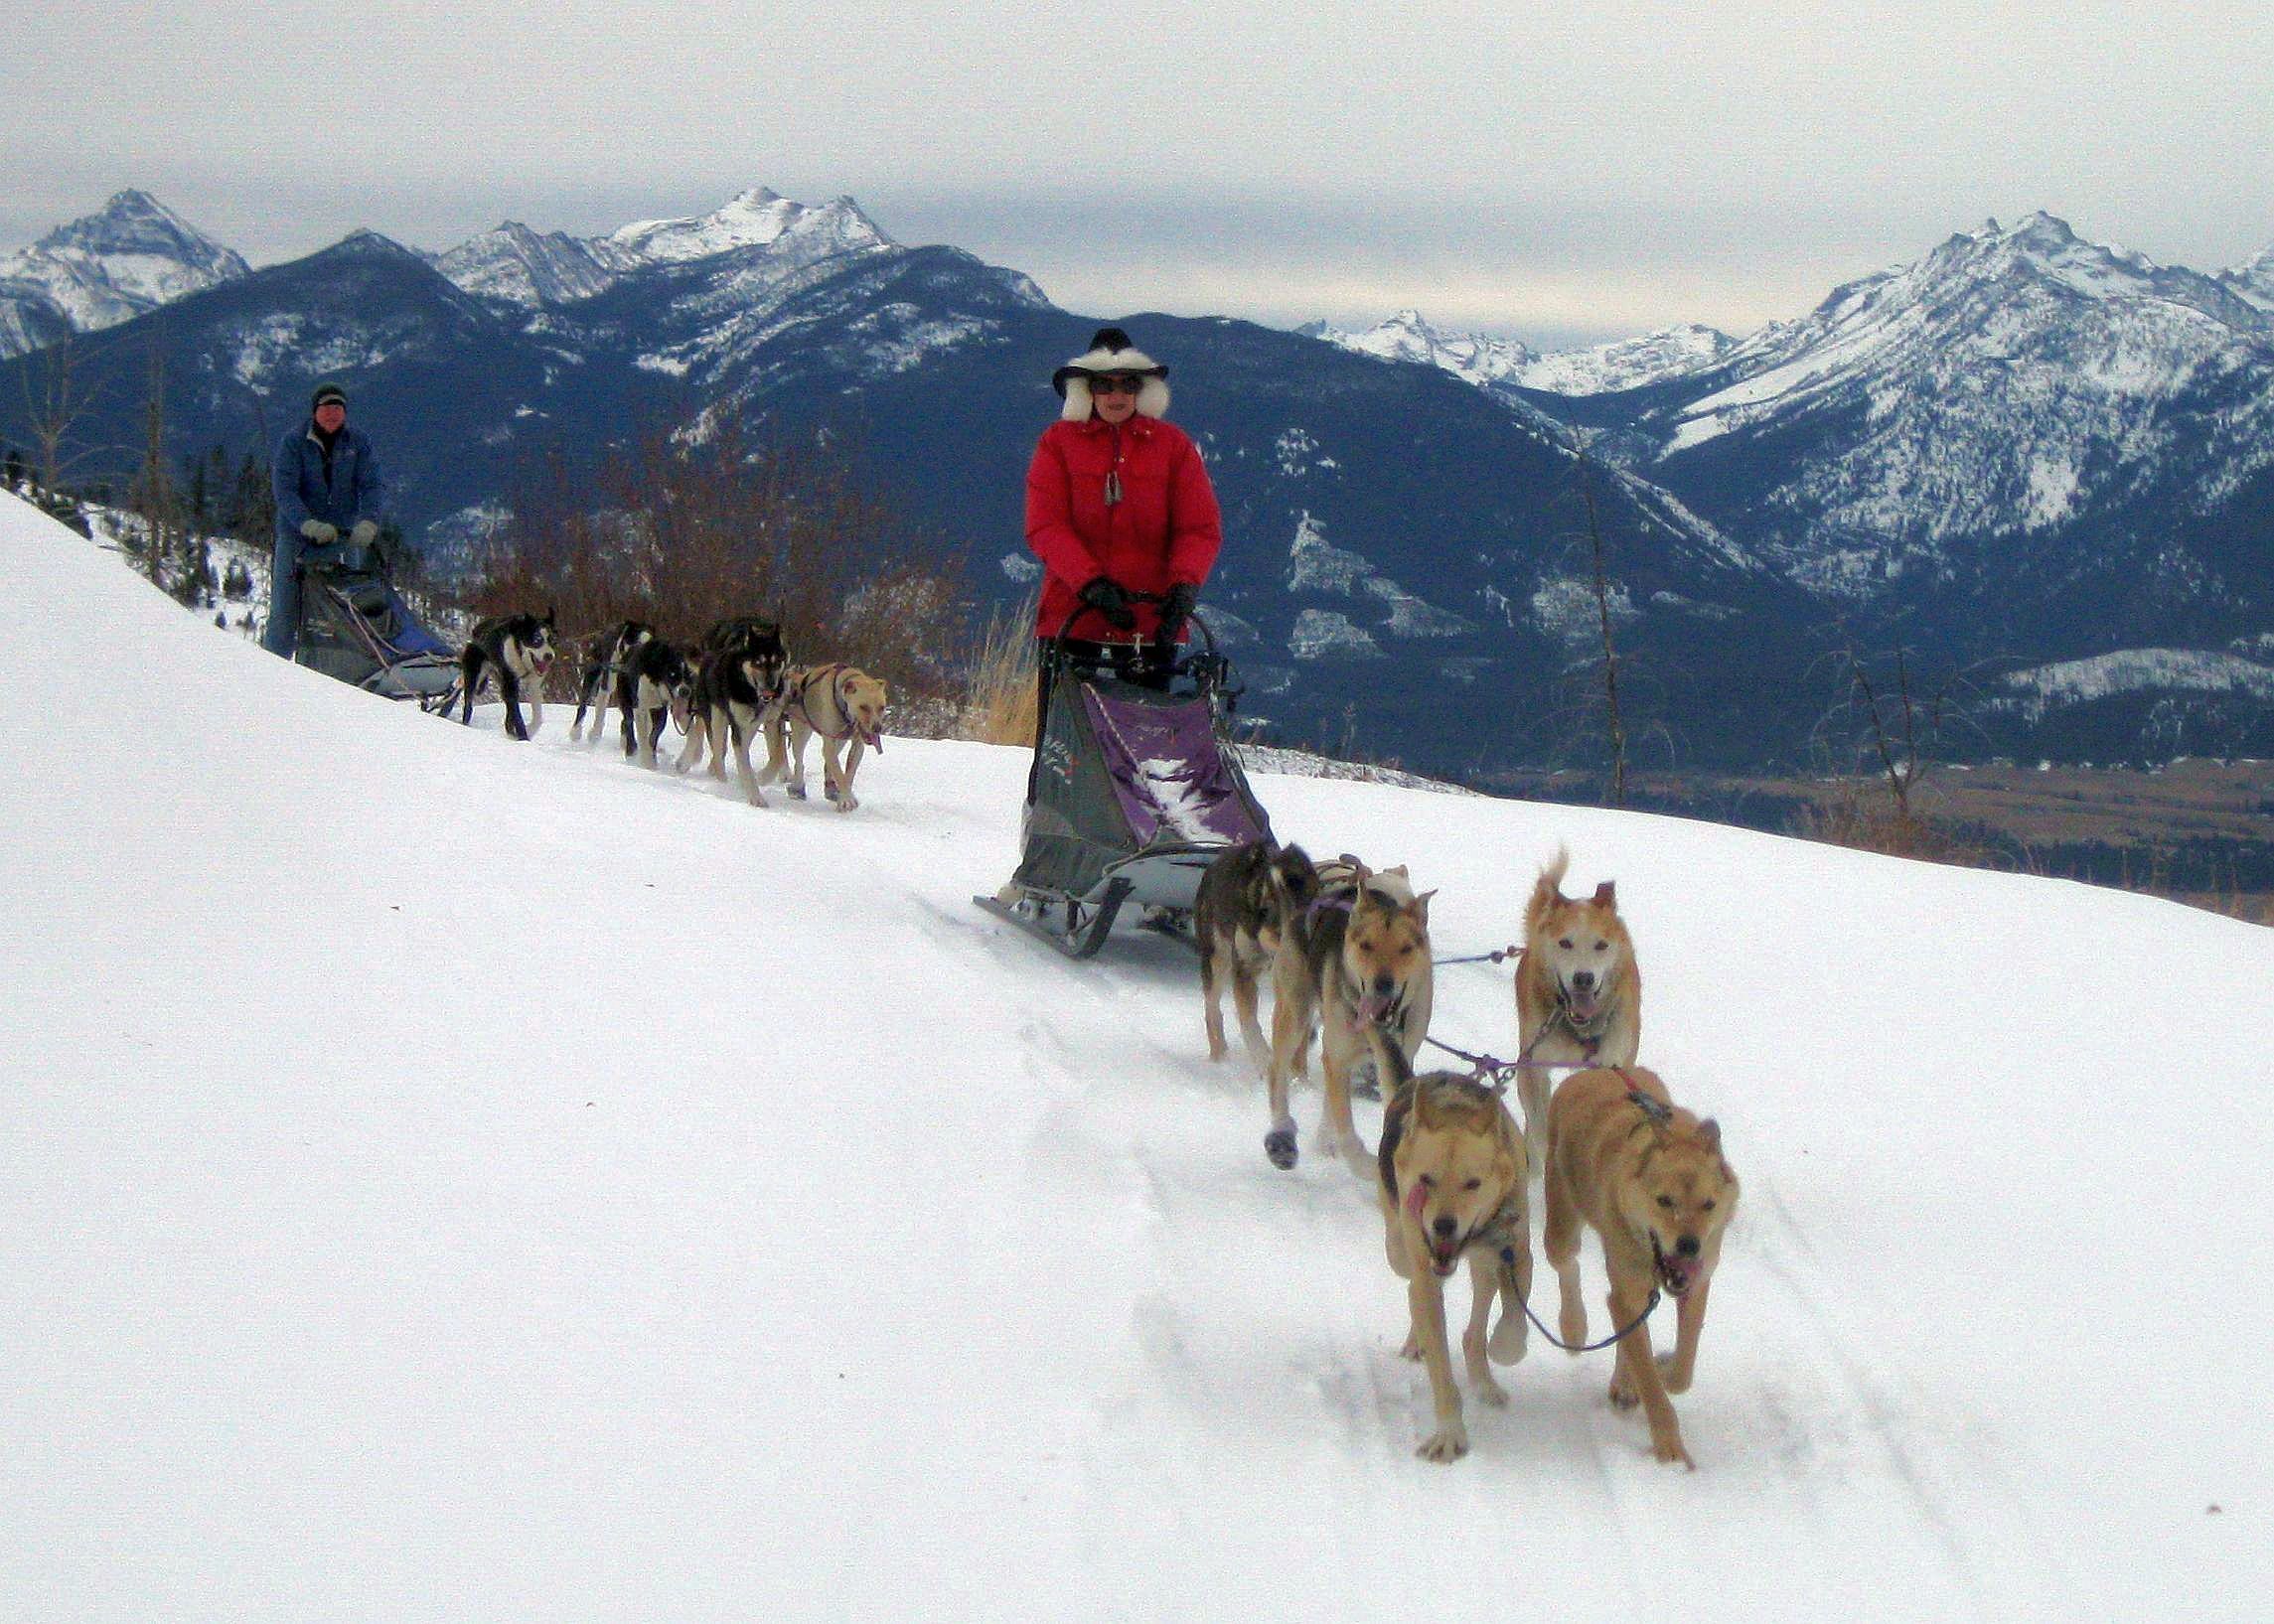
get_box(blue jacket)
[273,421,383,542]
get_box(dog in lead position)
[1514,848,1642,1172]
[458,608,556,740]
[569,620,653,744]
[1193,840,1321,1075]
[1543,1065,1737,1469]
[768,662,889,812]
[1368,1022,1531,1462]
[1265,857,1435,1173]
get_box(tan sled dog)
[1515,848,1642,1171]
[766,663,889,812]
[1543,1066,1737,1468]
[1368,1025,1531,1463]
[1265,860,1435,1173]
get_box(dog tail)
[1527,844,1571,931]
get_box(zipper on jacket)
[1104,424,1123,507]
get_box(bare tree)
[130,345,177,589]
[20,332,105,493]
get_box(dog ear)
[1695,1117,1721,1152]
[1408,888,1436,927]
[1592,880,1616,907]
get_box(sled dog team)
[456,610,890,812]
[1194,841,1738,1469]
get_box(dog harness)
[786,663,883,750]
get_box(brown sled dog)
[1543,1066,1737,1469]
[1515,848,1642,1172]
[1193,841,1321,1075]
[1265,859,1435,1173]
[1368,1024,1531,1463]
[765,663,889,812]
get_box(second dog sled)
[293,540,461,705]
[975,603,1274,959]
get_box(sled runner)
[294,540,460,705]
[976,605,1273,959]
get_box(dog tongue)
[1566,988,1599,1019]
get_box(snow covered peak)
[1312,311,1734,398]
[1312,310,1536,387]
[0,189,248,356]
[434,221,619,307]
[1513,324,1737,396]
[430,190,895,308]
[2218,245,2274,315]
[603,187,891,267]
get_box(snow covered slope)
[2,489,2268,1621]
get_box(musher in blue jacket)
[263,380,384,658]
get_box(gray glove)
[349,519,379,546]
[300,518,338,543]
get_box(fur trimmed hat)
[1051,327,1170,422]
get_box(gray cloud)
[8,2,2271,350]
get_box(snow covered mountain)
[1530,213,2274,759]
[1309,310,1735,397]
[430,188,899,309]
[0,190,248,358]
[6,486,2272,1622]
[1303,308,1538,388]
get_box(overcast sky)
[8,2,2271,349]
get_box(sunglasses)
[1088,374,1145,395]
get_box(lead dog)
[678,628,791,806]
[615,635,694,769]
[1543,1065,1737,1469]
[1265,858,1435,1173]
[1193,840,1321,1075]
[1368,1023,1531,1462]
[570,620,653,745]
[458,608,556,740]
[1514,848,1642,1172]
[768,663,888,812]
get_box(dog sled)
[293,540,461,705]
[976,604,1274,959]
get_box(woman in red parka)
[1024,326,1223,718]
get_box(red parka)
[1024,414,1223,641]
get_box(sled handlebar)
[1045,591,1222,664]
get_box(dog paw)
[1400,1332,1421,1362]
[1416,1425,1469,1464]
[1656,1353,1692,1395]
[1608,1375,1639,1410]
[1650,1431,1695,1470]
[1472,1375,1509,1408]
[1487,1313,1528,1366]
[1264,1127,1298,1170]
[834,795,858,812]
[787,782,808,801]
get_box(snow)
[4,487,2272,1620]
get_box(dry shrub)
[458,413,967,706]
[1788,783,1996,866]
[959,591,1041,747]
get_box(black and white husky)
[458,608,557,740]
[570,620,654,745]
[678,624,791,806]
[615,636,695,768]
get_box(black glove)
[1155,581,1198,644]
[1078,576,1137,632]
